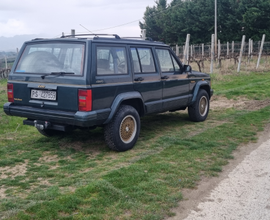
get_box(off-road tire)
[104,105,140,151]
[188,89,209,122]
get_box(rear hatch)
[8,40,89,112]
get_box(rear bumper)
[3,102,110,127]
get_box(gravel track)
[168,125,270,220]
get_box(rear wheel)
[104,105,140,151]
[188,89,209,122]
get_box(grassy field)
[1,70,270,220]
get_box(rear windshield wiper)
[41,72,75,79]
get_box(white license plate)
[31,89,56,101]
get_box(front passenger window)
[172,56,180,71]
[156,49,180,72]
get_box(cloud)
[76,0,155,8]
[0,19,31,37]
[0,0,33,12]
[0,0,172,38]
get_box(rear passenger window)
[156,49,180,72]
[97,47,127,75]
[131,48,156,73]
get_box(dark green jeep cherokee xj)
[4,34,213,151]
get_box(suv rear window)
[15,43,85,75]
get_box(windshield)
[15,42,85,75]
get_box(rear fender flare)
[104,91,144,124]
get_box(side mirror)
[183,65,192,73]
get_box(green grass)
[1,72,270,219]
[211,72,270,99]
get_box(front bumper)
[210,89,214,98]
[3,102,110,127]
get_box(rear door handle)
[134,77,144,82]
[161,76,169,80]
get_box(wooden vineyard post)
[176,44,179,57]
[227,42,229,58]
[218,40,221,59]
[251,39,253,59]
[232,41,235,64]
[232,41,234,57]
[218,40,221,67]
[248,39,252,64]
[237,35,246,72]
[210,34,215,74]
[183,34,190,65]
[201,44,205,70]
[141,29,146,40]
[71,29,75,38]
[256,34,266,69]
[202,43,204,59]
[5,56,8,69]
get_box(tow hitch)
[23,119,69,131]
[34,120,51,130]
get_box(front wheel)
[104,105,140,152]
[188,89,210,122]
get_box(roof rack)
[61,34,121,39]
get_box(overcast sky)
[0,0,172,38]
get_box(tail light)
[7,83,14,102]
[78,89,92,111]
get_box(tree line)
[140,0,270,44]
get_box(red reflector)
[7,83,14,102]
[78,89,92,111]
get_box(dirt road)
[167,124,270,220]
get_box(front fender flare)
[104,91,144,124]
[191,81,212,104]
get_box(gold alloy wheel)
[199,96,208,117]
[119,115,137,144]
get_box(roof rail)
[32,38,48,41]
[61,34,121,39]
[122,37,154,41]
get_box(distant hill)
[0,51,17,58]
[0,34,46,52]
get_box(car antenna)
[79,24,98,37]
